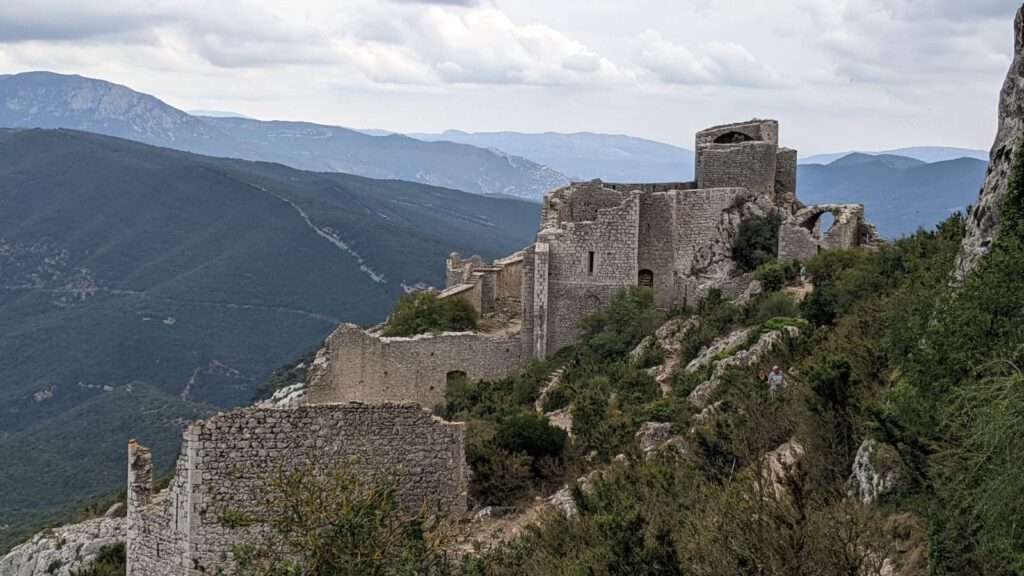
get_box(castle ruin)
[126,119,879,575]
[307,119,879,405]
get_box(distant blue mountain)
[410,130,695,183]
[802,147,988,165]
[798,154,988,238]
[0,71,567,199]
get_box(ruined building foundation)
[126,404,467,576]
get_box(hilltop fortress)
[305,119,879,408]
[126,119,880,575]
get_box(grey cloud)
[389,0,479,6]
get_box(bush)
[748,292,801,325]
[381,292,478,337]
[578,287,663,362]
[733,214,782,272]
[69,543,125,576]
[755,260,801,291]
[495,414,568,462]
[231,464,450,576]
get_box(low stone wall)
[126,403,468,576]
[306,324,525,408]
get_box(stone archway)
[446,370,467,388]
[638,269,654,288]
[713,131,756,144]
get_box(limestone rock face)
[848,439,903,505]
[0,517,124,576]
[955,5,1024,282]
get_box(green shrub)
[748,291,801,325]
[754,259,801,291]
[69,543,125,576]
[733,214,782,272]
[495,414,568,462]
[578,287,664,363]
[380,292,478,337]
[231,464,449,575]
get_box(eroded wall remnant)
[126,404,468,576]
[778,204,883,262]
[306,323,523,408]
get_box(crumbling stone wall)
[695,120,788,205]
[778,204,879,262]
[126,404,468,576]
[306,323,524,407]
[441,252,524,315]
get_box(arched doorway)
[446,370,467,388]
[638,269,654,289]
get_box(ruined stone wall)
[696,142,778,199]
[695,119,779,147]
[493,254,524,302]
[604,182,697,193]
[778,204,869,262]
[126,404,467,576]
[539,194,639,355]
[306,324,524,408]
[774,148,798,209]
[637,192,678,310]
[671,188,752,305]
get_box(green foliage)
[733,213,782,272]
[231,464,451,576]
[69,543,125,576]
[748,291,802,325]
[495,414,568,462]
[755,259,801,292]
[578,287,664,363]
[381,292,479,337]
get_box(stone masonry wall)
[539,194,639,355]
[306,324,524,408]
[127,404,467,576]
[696,142,778,200]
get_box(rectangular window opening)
[587,251,595,275]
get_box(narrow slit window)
[588,251,595,275]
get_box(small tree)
[733,214,782,272]
[381,292,478,337]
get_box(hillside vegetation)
[0,128,539,554]
[424,156,1024,573]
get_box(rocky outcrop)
[760,440,805,500]
[0,517,124,576]
[954,5,1024,282]
[634,422,688,459]
[688,325,801,408]
[633,316,701,395]
[848,439,904,505]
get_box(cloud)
[798,0,1017,84]
[634,30,780,88]
[389,0,479,5]
[345,6,631,86]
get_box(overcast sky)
[0,0,1019,154]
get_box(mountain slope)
[797,154,988,238]
[0,128,540,552]
[0,71,568,199]
[410,130,695,182]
